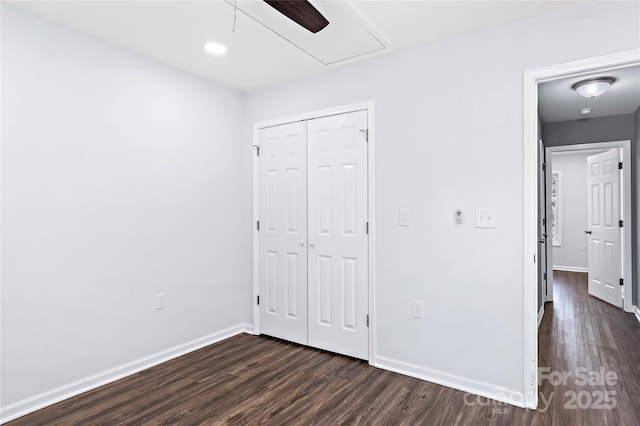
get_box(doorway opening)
[522,49,640,409]
[542,142,632,310]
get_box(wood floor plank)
[6,271,640,425]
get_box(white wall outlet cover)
[156,293,165,310]
[412,299,425,319]
[475,208,497,228]
[399,208,410,226]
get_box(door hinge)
[542,163,546,172]
[257,295,260,305]
[620,278,624,286]
[366,314,369,327]
[543,272,547,281]
[359,129,369,142]
[542,218,546,226]
[253,145,260,156]
[619,220,623,228]
[366,222,369,234]
[257,220,260,231]
[619,161,623,170]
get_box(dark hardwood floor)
[535,271,640,425]
[8,271,640,425]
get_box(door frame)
[523,49,639,409]
[251,100,377,363]
[544,142,632,308]
[538,138,549,310]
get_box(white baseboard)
[553,265,588,273]
[538,305,544,328]
[635,306,640,324]
[0,323,253,424]
[373,355,525,409]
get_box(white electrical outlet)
[156,293,165,310]
[399,208,410,226]
[412,300,425,319]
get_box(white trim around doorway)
[251,100,377,365]
[523,49,640,410]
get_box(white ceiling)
[10,0,575,92]
[539,66,640,123]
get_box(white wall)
[550,152,600,271]
[1,4,251,415]
[242,0,639,398]
[2,0,640,417]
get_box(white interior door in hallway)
[257,110,369,360]
[586,148,622,307]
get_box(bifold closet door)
[258,121,308,345]
[307,110,369,360]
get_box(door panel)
[307,110,369,360]
[538,139,549,305]
[587,149,621,307]
[544,148,554,303]
[258,121,308,345]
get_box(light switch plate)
[399,208,410,227]
[475,208,497,228]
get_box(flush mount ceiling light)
[572,77,615,98]
[204,42,227,56]
[580,107,592,115]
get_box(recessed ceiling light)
[579,107,592,115]
[572,77,615,98]
[204,42,227,56]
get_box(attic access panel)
[228,0,386,65]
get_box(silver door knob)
[585,230,592,235]
[299,240,305,246]
[309,241,315,247]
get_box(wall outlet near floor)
[412,300,425,319]
[156,293,165,310]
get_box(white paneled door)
[258,121,308,345]
[586,149,622,307]
[257,109,369,360]
[307,111,369,360]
